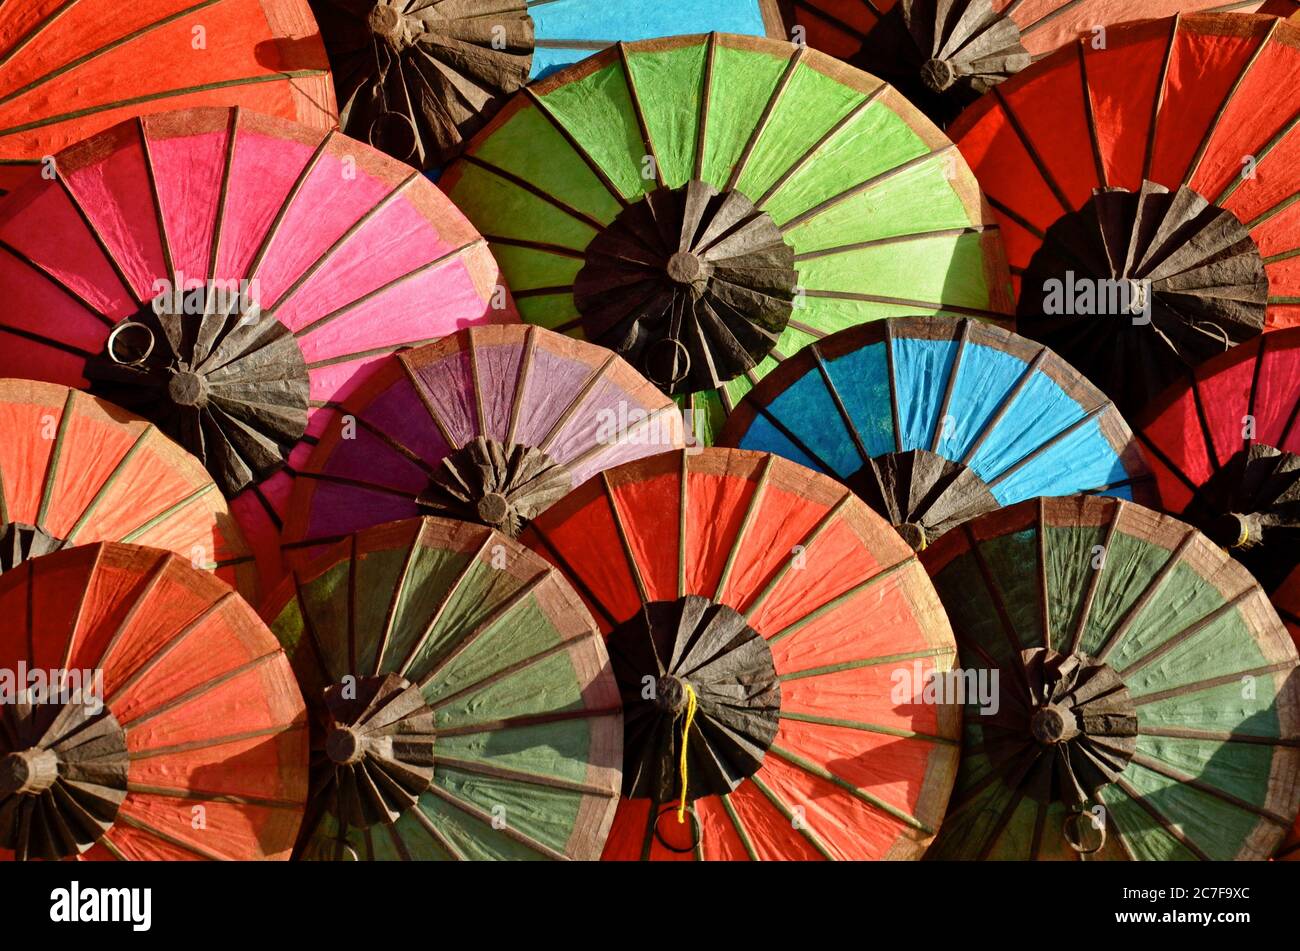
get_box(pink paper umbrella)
[279,324,684,568]
[0,106,516,588]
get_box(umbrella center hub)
[315,674,438,834]
[609,595,781,801]
[325,726,364,765]
[418,437,573,539]
[847,449,998,551]
[574,179,796,396]
[920,58,956,93]
[1197,443,1299,587]
[368,3,414,49]
[666,251,707,286]
[1030,703,1078,745]
[167,369,209,408]
[0,704,128,860]
[0,749,59,796]
[476,491,510,526]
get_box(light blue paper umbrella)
[314,0,786,168]
[717,317,1154,549]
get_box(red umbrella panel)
[0,379,256,599]
[0,106,517,587]
[280,325,684,570]
[949,14,1300,415]
[520,448,961,860]
[0,543,308,861]
[778,1,1284,126]
[0,0,337,192]
[1134,328,1300,592]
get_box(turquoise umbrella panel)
[718,318,1152,548]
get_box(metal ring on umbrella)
[948,13,1300,416]
[441,32,1013,444]
[0,379,257,600]
[0,0,337,193]
[0,106,517,590]
[279,324,683,569]
[312,0,786,168]
[776,0,1285,126]
[519,448,961,860]
[922,495,1300,860]
[0,543,307,861]
[1134,328,1300,593]
[261,516,622,860]
[719,316,1155,550]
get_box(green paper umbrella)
[440,32,1013,443]
[261,516,622,860]
[922,496,1300,861]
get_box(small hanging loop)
[654,803,701,853]
[105,320,156,367]
[1063,804,1107,854]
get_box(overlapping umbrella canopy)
[0,105,515,587]
[280,324,682,567]
[441,32,1013,442]
[0,379,256,598]
[0,542,308,861]
[922,496,1300,860]
[950,13,1300,414]
[777,1,1287,125]
[719,317,1153,548]
[262,516,622,860]
[0,0,337,191]
[521,448,960,860]
[1134,328,1300,592]
[313,0,786,166]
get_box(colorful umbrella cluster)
[0,0,1299,866]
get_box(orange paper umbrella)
[0,0,337,192]
[0,543,308,861]
[0,378,256,600]
[520,448,960,860]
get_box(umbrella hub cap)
[848,449,998,551]
[86,294,310,497]
[920,58,956,93]
[368,3,415,49]
[0,703,128,860]
[609,595,782,801]
[1019,181,1268,414]
[419,437,573,539]
[315,674,438,833]
[167,368,209,408]
[574,179,797,396]
[0,522,63,574]
[1198,443,1300,588]
[988,648,1137,811]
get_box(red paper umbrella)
[0,106,516,586]
[0,379,256,599]
[0,543,307,861]
[279,325,682,568]
[949,14,1300,415]
[1134,328,1300,592]
[519,448,960,860]
[780,1,1282,125]
[0,0,336,192]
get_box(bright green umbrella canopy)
[922,496,1300,860]
[440,32,1013,443]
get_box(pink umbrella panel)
[0,107,516,589]
[280,324,685,567]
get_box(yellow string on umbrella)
[676,683,698,824]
